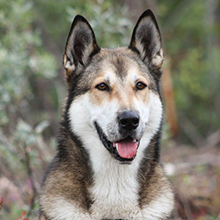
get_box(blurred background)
[0,0,219,219]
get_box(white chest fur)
[87,143,174,220]
[89,154,142,219]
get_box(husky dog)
[38,9,174,220]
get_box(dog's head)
[63,10,163,164]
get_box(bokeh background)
[0,0,220,219]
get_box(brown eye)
[136,82,147,90]
[96,83,109,91]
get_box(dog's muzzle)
[95,111,140,164]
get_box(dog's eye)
[96,83,109,91]
[136,82,147,90]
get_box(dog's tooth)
[116,143,118,151]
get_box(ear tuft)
[152,48,163,69]
[63,15,100,76]
[129,9,163,70]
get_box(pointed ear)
[129,10,163,71]
[63,15,100,76]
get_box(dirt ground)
[162,142,220,219]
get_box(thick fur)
[38,9,174,220]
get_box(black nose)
[118,111,139,130]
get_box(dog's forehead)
[95,48,151,81]
[77,48,158,93]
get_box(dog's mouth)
[95,122,139,164]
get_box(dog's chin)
[94,122,140,164]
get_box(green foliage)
[175,47,220,135]
[0,0,220,218]
[0,0,57,218]
[158,0,220,139]
[0,0,57,128]
[67,0,132,48]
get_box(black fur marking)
[56,119,94,210]
[137,128,162,208]
[113,54,127,78]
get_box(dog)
[38,9,174,220]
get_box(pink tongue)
[116,140,138,159]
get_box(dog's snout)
[118,111,139,130]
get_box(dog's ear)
[129,10,163,73]
[63,15,100,76]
